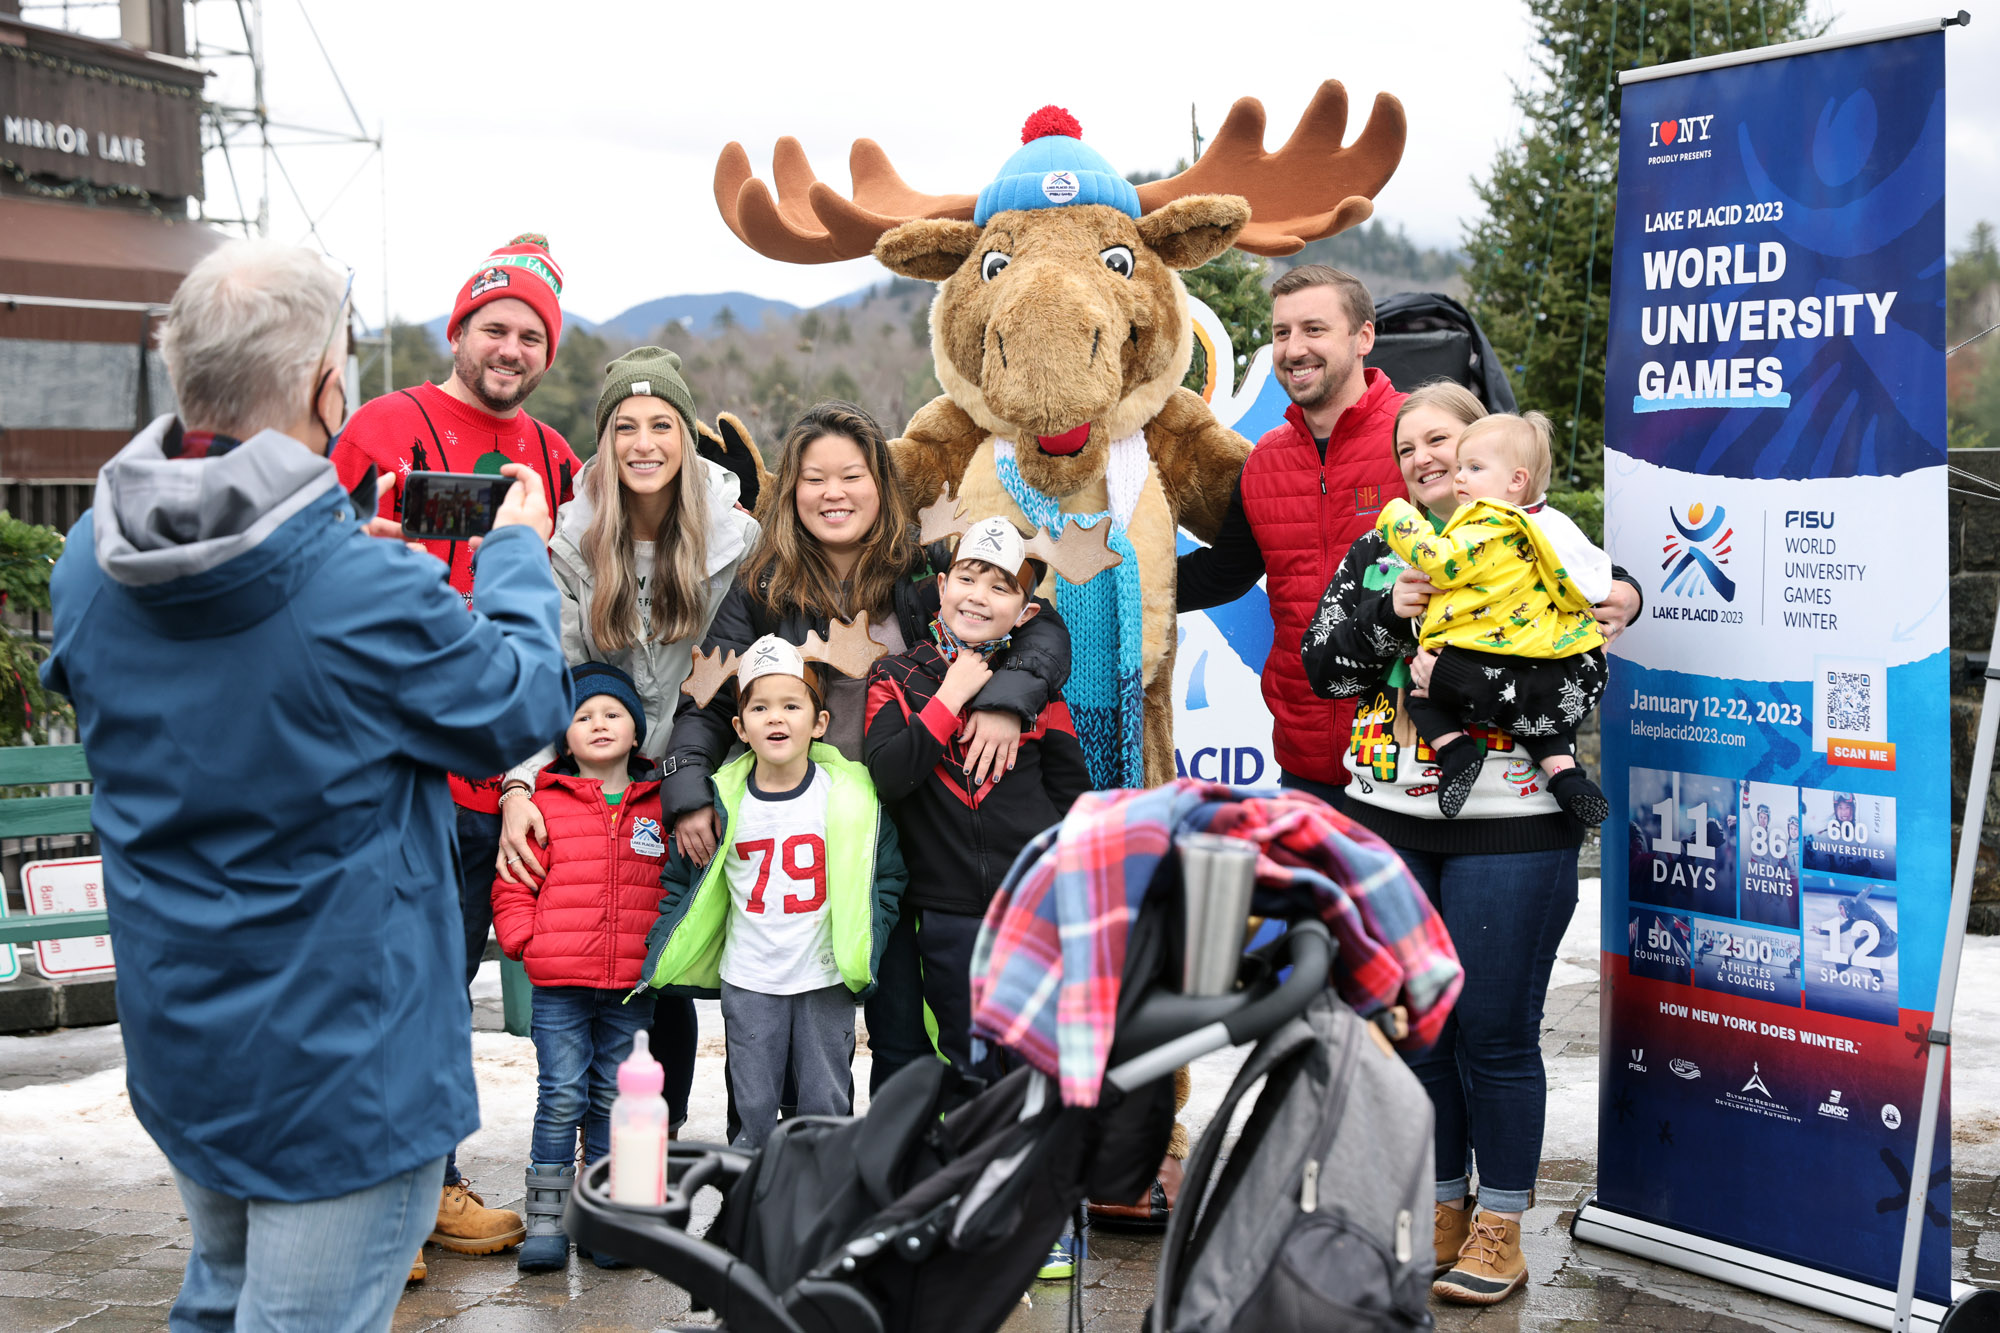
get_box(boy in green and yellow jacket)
[640,636,905,1148]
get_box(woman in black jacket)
[661,401,1070,1093]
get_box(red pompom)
[1021,106,1083,144]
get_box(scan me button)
[1827,740,1895,771]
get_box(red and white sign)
[23,856,114,979]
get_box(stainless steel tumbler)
[1176,833,1259,996]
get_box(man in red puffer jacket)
[489,662,666,1273]
[1177,265,1407,803]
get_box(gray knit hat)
[595,346,697,445]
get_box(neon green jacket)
[639,744,907,998]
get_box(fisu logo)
[1649,114,1717,147]
[1662,502,1738,601]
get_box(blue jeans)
[1396,844,1578,1213]
[1279,770,1347,808]
[168,1157,444,1332]
[530,986,655,1166]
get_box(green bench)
[0,743,533,1037]
[0,744,109,948]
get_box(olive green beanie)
[595,346,697,445]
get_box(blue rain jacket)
[42,418,570,1201]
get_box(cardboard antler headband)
[681,617,892,710]
[917,489,1123,585]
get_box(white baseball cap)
[953,516,1039,589]
[737,635,810,695]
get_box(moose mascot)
[715,82,1405,1219]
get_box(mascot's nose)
[983,273,1122,437]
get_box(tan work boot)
[1433,1210,1527,1304]
[1433,1201,1472,1277]
[429,1180,526,1254]
[408,1247,426,1282]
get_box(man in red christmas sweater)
[336,233,579,1274]
[1177,265,1407,804]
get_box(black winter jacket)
[661,539,1071,817]
[863,638,1093,915]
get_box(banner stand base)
[1571,1197,2000,1332]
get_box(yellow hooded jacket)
[1376,497,1604,660]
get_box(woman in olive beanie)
[495,346,760,1136]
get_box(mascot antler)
[713,81,1404,264]
[715,139,976,265]
[1135,83,1405,257]
[918,489,1122,586]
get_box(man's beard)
[1279,344,1358,411]
[454,344,544,413]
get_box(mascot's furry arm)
[890,396,985,511]
[1146,387,1251,544]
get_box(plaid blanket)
[969,780,1463,1107]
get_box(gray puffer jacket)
[509,453,759,780]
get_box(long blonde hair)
[581,411,711,652]
[739,401,919,622]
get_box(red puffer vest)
[1240,368,1407,786]
[491,768,668,989]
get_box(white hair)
[160,240,348,438]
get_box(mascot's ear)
[1138,195,1251,271]
[875,219,982,282]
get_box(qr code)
[1826,670,1871,732]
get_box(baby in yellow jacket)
[1376,412,1611,824]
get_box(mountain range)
[417,284,877,347]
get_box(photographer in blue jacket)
[41,239,571,1333]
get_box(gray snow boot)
[516,1162,574,1273]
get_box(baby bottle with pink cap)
[608,1030,668,1206]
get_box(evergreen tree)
[0,513,71,746]
[1182,249,1271,395]
[1463,0,1821,498]
[1948,222,2000,448]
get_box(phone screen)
[401,472,511,542]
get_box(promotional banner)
[1592,29,1951,1306]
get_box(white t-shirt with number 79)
[719,763,844,995]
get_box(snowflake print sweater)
[1302,527,1642,854]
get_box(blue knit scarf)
[993,446,1144,789]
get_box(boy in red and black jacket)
[864,518,1092,1073]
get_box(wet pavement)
[3,952,1997,1330]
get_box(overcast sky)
[154,0,2000,329]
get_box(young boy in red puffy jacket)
[490,662,666,1274]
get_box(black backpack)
[1364,291,1518,413]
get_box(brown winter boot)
[1433,1210,1528,1304]
[429,1180,525,1254]
[407,1246,426,1282]
[1433,1202,1472,1277]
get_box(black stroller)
[566,870,1335,1333]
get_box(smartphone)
[400,472,512,542]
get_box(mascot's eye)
[1100,246,1135,278]
[980,251,1011,282]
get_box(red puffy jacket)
[491,768,668,989]
[1241,369,1407,786]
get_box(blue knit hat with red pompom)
[973,107,1142,226]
